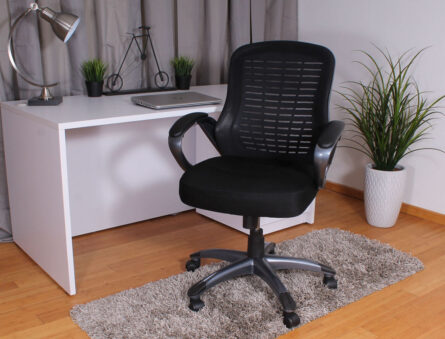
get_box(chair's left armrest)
[169,112,217,171]
[314,120,345,188]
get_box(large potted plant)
[339,48,444,228]
[171,56,194,90]
[81,58,107,97]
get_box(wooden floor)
[1,189,444,338]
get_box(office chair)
[168,41,344,328]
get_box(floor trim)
[325,181,445,226]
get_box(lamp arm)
[8,6,58,89]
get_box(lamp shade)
[39,7,80,43]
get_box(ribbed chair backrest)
[215,41,335,163]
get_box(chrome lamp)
[8,1,80,105]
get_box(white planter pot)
[364,163,407,228]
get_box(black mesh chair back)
[215,41,335,164]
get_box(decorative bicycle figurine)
[107,26,169,92]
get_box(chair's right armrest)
[168,112,217,171]
[314,120,345,188]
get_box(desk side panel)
[67,118,195,236]
[2,109,76,295]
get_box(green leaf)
[171,56,194,76]
[337,47,445,170]
[81,59,108,82]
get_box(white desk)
[1,84,314,295]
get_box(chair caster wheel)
[283,311,300,328]
[189,297,205,312]
[186,257,200,272]
[323,275,337,289]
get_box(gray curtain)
[0,0,298,241]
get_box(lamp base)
[28,96,63,106]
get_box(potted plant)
[171,56,194,90]
[81,59,107,97]
[338,47,444,228]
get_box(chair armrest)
[168,112,217,171]
[314,120,345,188]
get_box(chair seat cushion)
[179,156,318,218]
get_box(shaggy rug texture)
[71,228,423,339]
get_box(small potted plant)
[338,47,444,228]
[81,58,107,97]
[171,56,194,90]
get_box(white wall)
[299,0,445,214]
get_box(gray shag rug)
[71,228,423,339]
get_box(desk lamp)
[8,1,80,105]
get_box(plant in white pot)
[338,47,444,228]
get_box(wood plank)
[0,190,444,338]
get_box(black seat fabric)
[180,156,317,218]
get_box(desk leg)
[2,111,76,295]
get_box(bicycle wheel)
[154,71,169,89]
[107,74,123,92]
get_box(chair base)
[185,225,337,329]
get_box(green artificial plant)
[338,47,445,171]
[171,56,194,77]
[81,58,108,82]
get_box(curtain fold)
[0,0,297,241]
[141,0,176,88]
[60,0,89,95]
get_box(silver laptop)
[131,91,222,110]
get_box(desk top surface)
[1,85,226,130]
